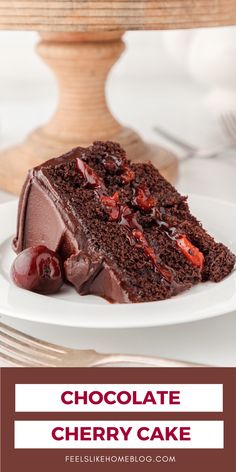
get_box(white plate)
[0,195,235,328]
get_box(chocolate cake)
[13,141,235,303]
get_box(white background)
[1,28,236,366]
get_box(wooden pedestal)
[0,32,177,195]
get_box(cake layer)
[13,141,235,303]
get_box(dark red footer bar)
[0,367,235,472]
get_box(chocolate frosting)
[64,251,130,303]
[13,149,131,303]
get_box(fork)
[221,112,236,144]
[153,125,234,160]
[0,322,203,367]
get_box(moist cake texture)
[13,141,235,303]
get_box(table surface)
[1,74,236,367]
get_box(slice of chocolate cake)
[13,141,235,303]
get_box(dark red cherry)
[133,184,156,211]
[11,246,64,295]
[176,236,204,269]
[119,205,142,232]
[100,191,119,207]
[121,165,135,184]
[100,192,120,221]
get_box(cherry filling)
[132,229,172,282]
[99,199,172,283]
[101,151,135,184]
[100,191,120,221]
[102,151,126,172]
[76,157,102,189]
[100,191,119,205]
[100,193,142,230]
[75,156,203,278]
[119,205,142,232]
[152,208,204,270]
[121,165,135,184]
[176,236,204,269]
[133,184,157,211]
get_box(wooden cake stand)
[1,2,236,194]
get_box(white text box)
[15,384,223,413]
[14,420,224,449]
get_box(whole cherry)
[11,246,64,295]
